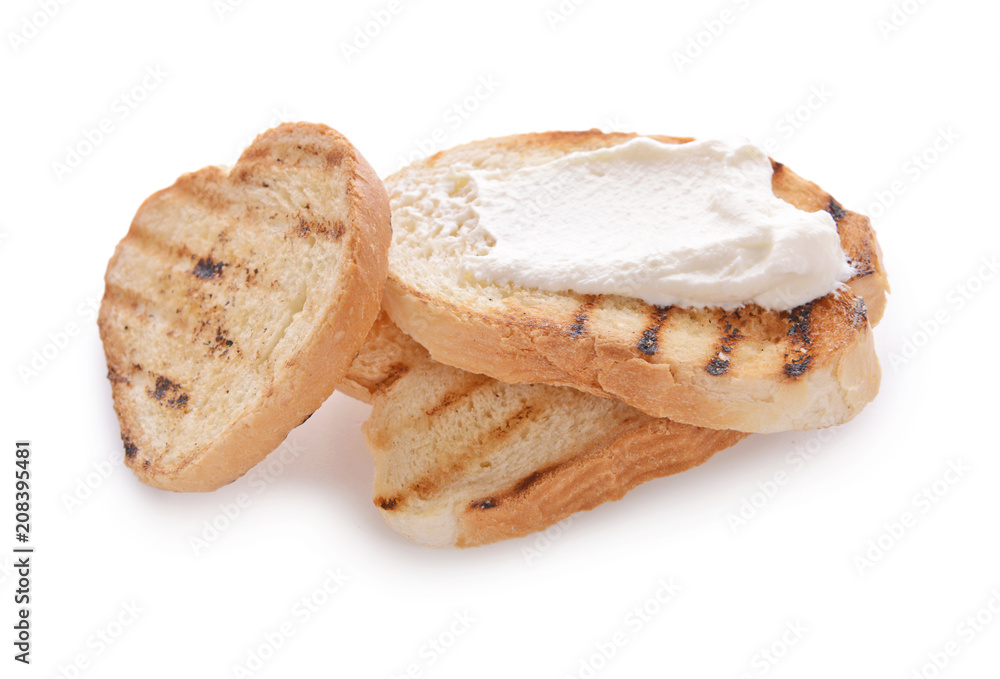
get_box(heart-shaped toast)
[99,122,390,491]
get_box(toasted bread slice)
[382,130,889,434]
[100,123,390,491]
[342,313,748,547]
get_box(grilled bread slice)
[100,123,390,491]
[342,313,748,547]
[383,130,889,434]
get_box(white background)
[2,0,999,677]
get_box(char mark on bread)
[377,362,411,393]
[192,256,227,280]
[853,299,869,327]
[783,302,814,378]
[568,295,601,337]
[292,216,346,240]
[424,374,491,417]
[637,306,673,356]
[706,312,746,376]
[826,197,847,225]
[147,375,190,410]
[122,433,138,460]
[486,404,534,443]
[376,496,400,511]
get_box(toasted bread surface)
[100,123,390,491]
[382,130,889,433]
[345,313,748,547]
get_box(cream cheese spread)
[461,136,854,311]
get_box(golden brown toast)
[383,130,890,433]
[342,313,748,547]
[100,123,390,491]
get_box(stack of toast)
[100,123,889,547]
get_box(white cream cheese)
[461,136,854,311]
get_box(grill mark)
[486,404,534,443]
[424,375,491,417]
[568,296,601,338]
[207,325,236,357]
[103,281,167,333]
[122,433,138,460]
[147,374,191,410]
[111,238,249,355]
[707,357,730,376]
[395,402,542,504]
[826,197,847,224]
[292,216,345,240]
[494,456,581,502]
[376,362,411,393]
[107,366,131,386]
[783,302,814,378]
[787,303,813,346]
[174,169,234,211]
[853,298,869,327]
[376,496,400,511]
[511,471,545,496]
[784,356,812,377]
[637,306,672,356]
[705,312,745,376]
[192,256,227,280]
[124,224,197,265]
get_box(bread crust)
[348,314,748,547]
[453,417,745,547]
[383,130,889,433]
[100,123,390,491]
